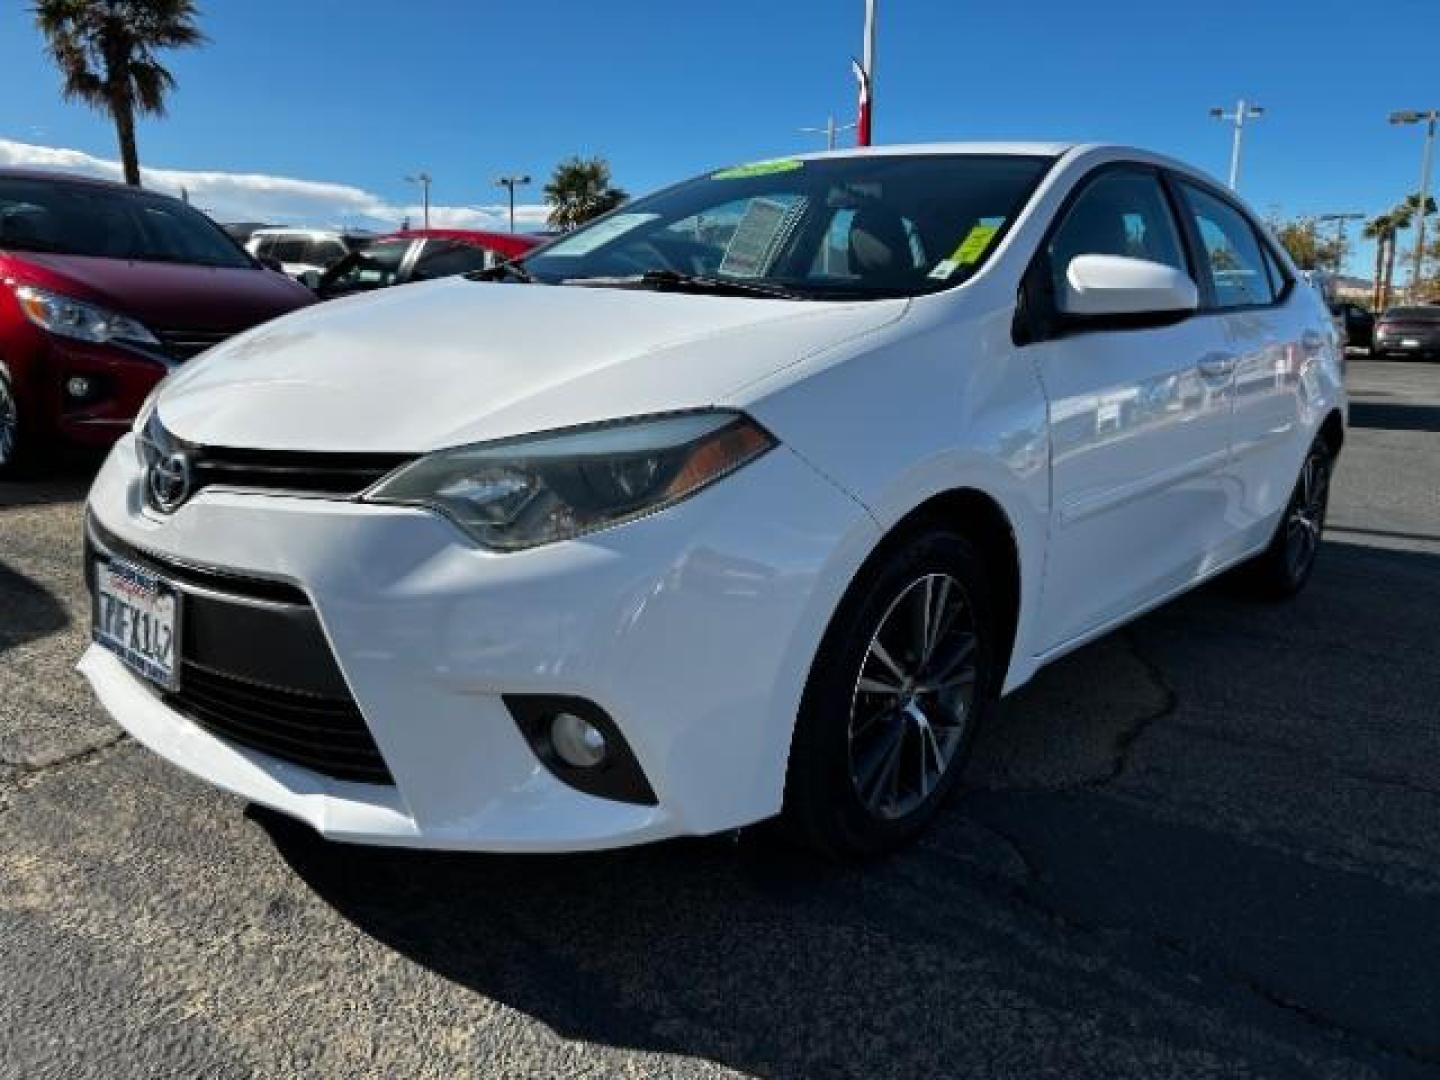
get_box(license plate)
[1402,338,1420,347]
[93,558,182,691]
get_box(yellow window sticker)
[953,222,1000,264]
[713,158,804,180]
[928,218,1006,281]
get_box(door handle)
[1197,351,1238,377]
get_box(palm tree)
[543,156,628,233]
[34,0,206,187]
[1364,211,1401,310]
[1396,192,1438,301]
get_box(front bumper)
[81,434,877,851]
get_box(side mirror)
[257,254,284,274]
[1061,254,1198,318]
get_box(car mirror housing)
[1061,254,1199,318]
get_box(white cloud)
[0,137,550,233]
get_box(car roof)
[782,142,1220,186]
[249,227,370,239]
[382,228,544,256]
[790,141,1077,162]
[0,166,154,192]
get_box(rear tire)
[1238,434,1334,600]
[779,527,999,859]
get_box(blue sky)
[1,0,1437,273]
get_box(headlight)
[14,285,160,348]
[364,411,776,550]
[132,379,168,436]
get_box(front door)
[1024,166,1236,652]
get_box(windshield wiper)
[561,269,808,300]
[468,258,534,283]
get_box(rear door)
[1025,165,1236,650]
[1173,179,1314,544]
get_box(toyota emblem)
[147,449,193,513]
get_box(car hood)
[155,278,907,452]
[6,252,313,331]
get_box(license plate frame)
[92,557,183,692]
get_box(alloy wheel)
[848,573,978,820]
[1285,450,1330,580]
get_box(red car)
[313,228,545,300]
[0,168,314,474]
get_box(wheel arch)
[812,485,1026,700]
[875,488,1023,693]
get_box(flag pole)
[858,0,876,146]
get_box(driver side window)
[1048,169,1186,299]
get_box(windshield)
[1382,306,1440,322]
[520,154,1053,299]
[0,177,253,268]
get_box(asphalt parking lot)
[2,358,1438,1079]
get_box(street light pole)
[1390,109,1438,300]
[495,174,531,234]
[1210,99,1264,191]
[405,172,432,229]
[1317,212,1364,275]
[800,116,856,150]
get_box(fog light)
[66,376,94,399]
[550,712,607,769]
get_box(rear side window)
[305,240,348,268]
[409,240,493,282]
[1178,183,1275,309]
[271,237,308,263]
[1047,168,1187,298]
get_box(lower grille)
[156,328,234,362]
[88,515,394,786]
[168,664,393,785]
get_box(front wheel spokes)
[854,717,907,813]
[848,572,979,819]
[918,632,977,692]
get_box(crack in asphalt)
[966,634,1440,1070]
[0,730,130,801]
[1165,720,1440,800]
[965,814,1440,1071]
[1089,629,1179,789]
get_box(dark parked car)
[1329,300,1374,351]
[1373,305,1440,360]
[0,168,314,475]
[313,228,544,300]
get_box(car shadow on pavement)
[0,561,71,656]
[1348,400,1440,434]
[0,449,104,510]
[255,537,1440,1078]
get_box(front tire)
[0,373,28,479]
[780,527,999,858]
[1240,435,1334,599]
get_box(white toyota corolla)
[81,144,1344,857]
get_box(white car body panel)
[82,143,1345,850]
[158,281,906,452]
